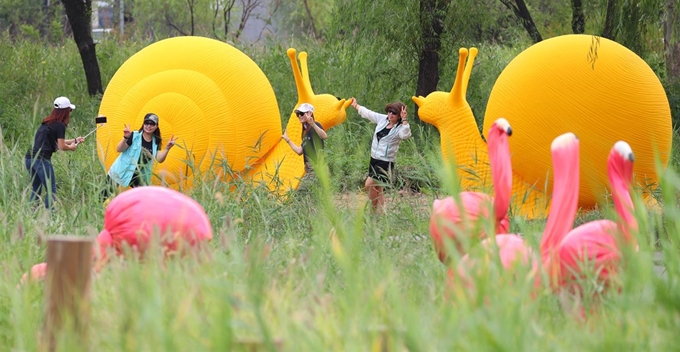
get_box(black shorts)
[368,157,394,184]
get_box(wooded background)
[0,0,676,144]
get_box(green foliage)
[0,3,677,347]
[18,24,39,41]
[0,129,679,349]
[278,0,337,39]
[0,0,63,42]
[447,0,528,44]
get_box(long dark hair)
[42,108,71,126]
[138,113,162,146]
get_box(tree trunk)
[414,0,450,123]
[500,0,543,43]
[570,0,585,34]
[602,0,618,40]
[666,0,680,84]
[61,0,103,96]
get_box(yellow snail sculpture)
[414,35,671,218]
[96,36,350,194]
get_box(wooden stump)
[42,236,94,351]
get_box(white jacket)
[358,106,412,162]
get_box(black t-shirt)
[26,121,66,160]
[126,133,160,165]
[376,125,392,142]
[301,122,325,172]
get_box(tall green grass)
[1,138,679,350]
[0,37,678,351]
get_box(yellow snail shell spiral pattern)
[96,36,281,189]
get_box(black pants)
[100,170,145,200]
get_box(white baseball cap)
[54,96,76,110]
[295,103,314,113]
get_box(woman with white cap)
[282,103,328,176]
[107,113,178,190]
[25,96,84,209]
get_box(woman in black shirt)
[25,96,84,208]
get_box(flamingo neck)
[540,144,580,264]
[488,129,511,224]
[610,172,637,243]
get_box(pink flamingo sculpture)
[452,234,540,295]
[430,118,512,263]
[539,133,582,288]
[21,186,213,283]
[95,186,213,266]
[449,119,539,293]
[545,141,638,293]
[19,262,47,285]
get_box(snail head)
[412,47,478,129]
[286,48,351,133]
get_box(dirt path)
[333,190,434,214]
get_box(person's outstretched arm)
[156,135,177,163]
[282,131,303,155]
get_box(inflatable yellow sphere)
[97,37,351,192]
[483,34,671,208]
[97,36,280,188]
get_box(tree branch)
[500,0,542,43]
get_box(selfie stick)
[76,115,107,146]
[82,125,103,139]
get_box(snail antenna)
[299,52,315,96]
[450,48,469,106]
[287,48,314,103]
[461,47,478,97]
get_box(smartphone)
[95,116,107,124]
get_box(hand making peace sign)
[166,135,178,150]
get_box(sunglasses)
[144,121,157,126]
[387,110,399,115]
[295,111,306,117]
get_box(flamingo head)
[610,141,634,185]
[490,117,512,137]
[487,117,513,224]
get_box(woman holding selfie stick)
[350,98,411,213]
[25,96,84,209]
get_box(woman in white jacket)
[350,98,411,213]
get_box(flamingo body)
[542,140,637,294]
[430,118,513,263]
[430,193,509,262]
[19,262,48,285]
[97,186,213,261]
[554,220,620,288]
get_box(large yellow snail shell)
[97,36,281,189]
[483,34,671,208]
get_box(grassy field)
[0,36,679,351]
[1,140,680,351]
